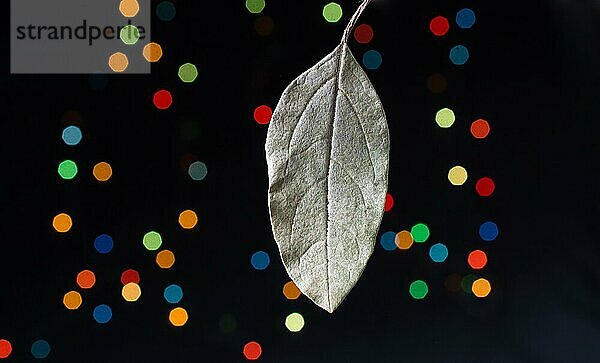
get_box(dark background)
[2,0,599,362]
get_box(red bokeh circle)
[354,24,374,44]
[243,341,262,360]
[153,90,173,110]
[471,119,491,139]
[430,16,450,36]
[468,250,488,269]
[254,105,272,125]
[384,193,394,212]
[476,177,495,197]
[0,340,12,359]
[121,269,140,285]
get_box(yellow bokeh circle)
[282,281,301,300]
[108,52,129,73]
[53,213,73,233]
[143,43,163,63]
[472,278,492,298]
[93,162,113,182]
[122,282,142,302]
[63,291,82,310]
[156,250,175,269]
[285,313,305,332]
[395,230,414,250]
[178,210,198,229]
[448,165,468,186]
[119,0,140,17]
[169,307,189,327]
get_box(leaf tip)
[318,299,337,314]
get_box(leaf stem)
[341,0,374,45]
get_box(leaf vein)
[288,177,327,262]
[340,89,375,183]
[283,77,336,178]
[331,158,367,210]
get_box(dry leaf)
[265,1,389,313]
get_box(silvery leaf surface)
[265,43,390,313]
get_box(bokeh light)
[178,63,198,83]
[283,281,301,300]
[103,28,115,40]
[61,110,81,123]
[122,282,142,302]
[380,231,397,251]
[409,280,428,299]
[180,154,197,172]
[119,25,140,45]
[188,161,208,181]
[435,107,455,128]
[156,250,175,269]
[461,274,477,294]
[76,270,96,289]
[179,121,201,141]
[93,162,113,182]
[143,42,163,62]
[58,160,78,180]
[108,52,128,72]
[153,90,173,110]
[254,15,275,36]
[429,243,449,262]
[119,0,140,17]
[384,193,394,212]
[429,16,449,36]
[468,250,488,269]
[395,230,413,250]
[62,125,82,145]
[169,307,189,326]
[164,284,183,304]
[246,0,265,14]
[471,119,490,139]
[479,221,499,241]
[31,339,51,359]
[251,251,270,270]
[156,1,176,21]
[121,269,140,285]
[178,209,198,229]
[87,74,106,91]
[94,234,114,254]
[254,105,272,125]
[450,45,470,65]
[354,24,374,44]
[476,177,495,197]
[472,278,491,297]
[448,166,468,186]
[143,231,162,251]
[0,340,12,359]
[219,314,237,334]
[93,304,112,324]
[243,341,262,360]
[52,213,72,233]
[410,223,430,243]
[444,273,462,293]
[456,8,476,29]
[63,291,82,310]
[285,312,305,332]
[323,3,343,23]
[363,50,382,70]
[427,73,447,94]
